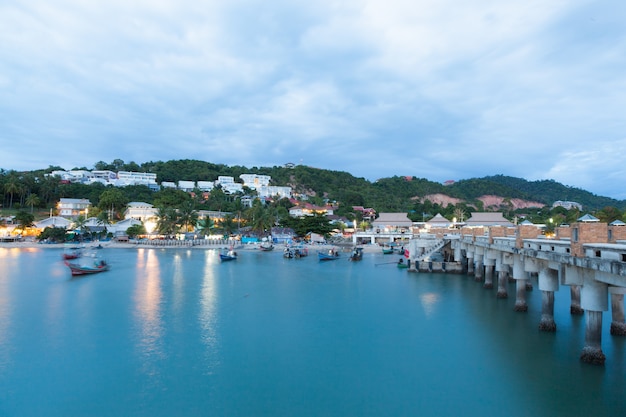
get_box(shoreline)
[0,240,386,254]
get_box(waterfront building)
[57,198,90,218]
[124,202,158,223]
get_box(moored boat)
[259,241,274,251]
[62,246,83,260]
[318,248,340,261]
[349,247,363,261]
[219,249,238,261]
[381,245,394,255]
[64,251,109,276]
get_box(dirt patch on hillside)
[418,194,464,207]
[477,195,545,210]
[414,193,545,210]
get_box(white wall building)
[258,185,291,199]
[124,202,158,223]
[197,181,214,191]
[240,174,271,189]
[57,198,91,217]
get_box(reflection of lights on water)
[420,292,440,317]
[200,251,220,372]
[134,250,164,362]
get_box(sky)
[1,1,625,199]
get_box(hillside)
[2,160,624,217]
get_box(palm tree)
[196,216,214,237]
[73,215,88,242]
[155,207,178,238]
[4,179,19,209]
[177,201,199,233]
[25,193,40,214]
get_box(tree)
[177,201,198,233]
[4,178,19,208]
[38,226,68,243]
[196,216,214,236]
[98,188,128,220]
[14,211,35,233]
[126,224,147,238]
[155,207,179,237]
[25,193,40,214]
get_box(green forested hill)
[2,160,624,217]
[137,160,624,212]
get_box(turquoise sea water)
[0,246,624,417]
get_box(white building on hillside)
[178,181,196,191]
[197,181,214,191]
[258,185,291,199]
[57,198,91,217]
[240,174,271,189]
[124,202,158,223]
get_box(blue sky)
[1,1,625,199]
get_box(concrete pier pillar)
[513,255,527,312]
[609,287,626,336]
[539,292,556,331]
[570,285,584,315]
[497,271,508,298]
[467,254,474,276]
[580,311,606,365]
[483,264,494,289]
[474,258,484,282]
[538,267,559,332]
[514,279,528,312]
[580,273,608,365]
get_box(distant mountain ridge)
[4,160,622,213]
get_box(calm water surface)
[0,246,624,417]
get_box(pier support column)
[514,279,528,312]
[513,255,527,312]
[538,267,559,332]
[466,252,474,276]
[474,258,484,282]
[483,262,494,289]
[609,287,626,336]
[581,311,605,365]
[580,272,608,365]
[563,266,584,315]
[571,286,584,315]
[495,258,509,299]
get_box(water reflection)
[133,249,164,364]
[420,292,440,317]
[200,251,220,373]
[0,250,13,371]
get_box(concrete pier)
[513,256,527,312]
[539,291,557,332]
[580,311,606,365]
[570,286,584,315]
[483,263,494,289]
[580,273,608,365]
[609,287,626,336]
[496,270,508,299]
[474,258,483,282]
[514,279,528,312]
[538,267,559,332]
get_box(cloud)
[1,0,625,199]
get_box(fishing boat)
[219,248,238,262]
[318,248,340,261]
[349,247,363,261]
[64,251,109,276]
[396,259,409,269]
[284,245,309,258]
[62,245,83,260]
[259,241,274,251]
